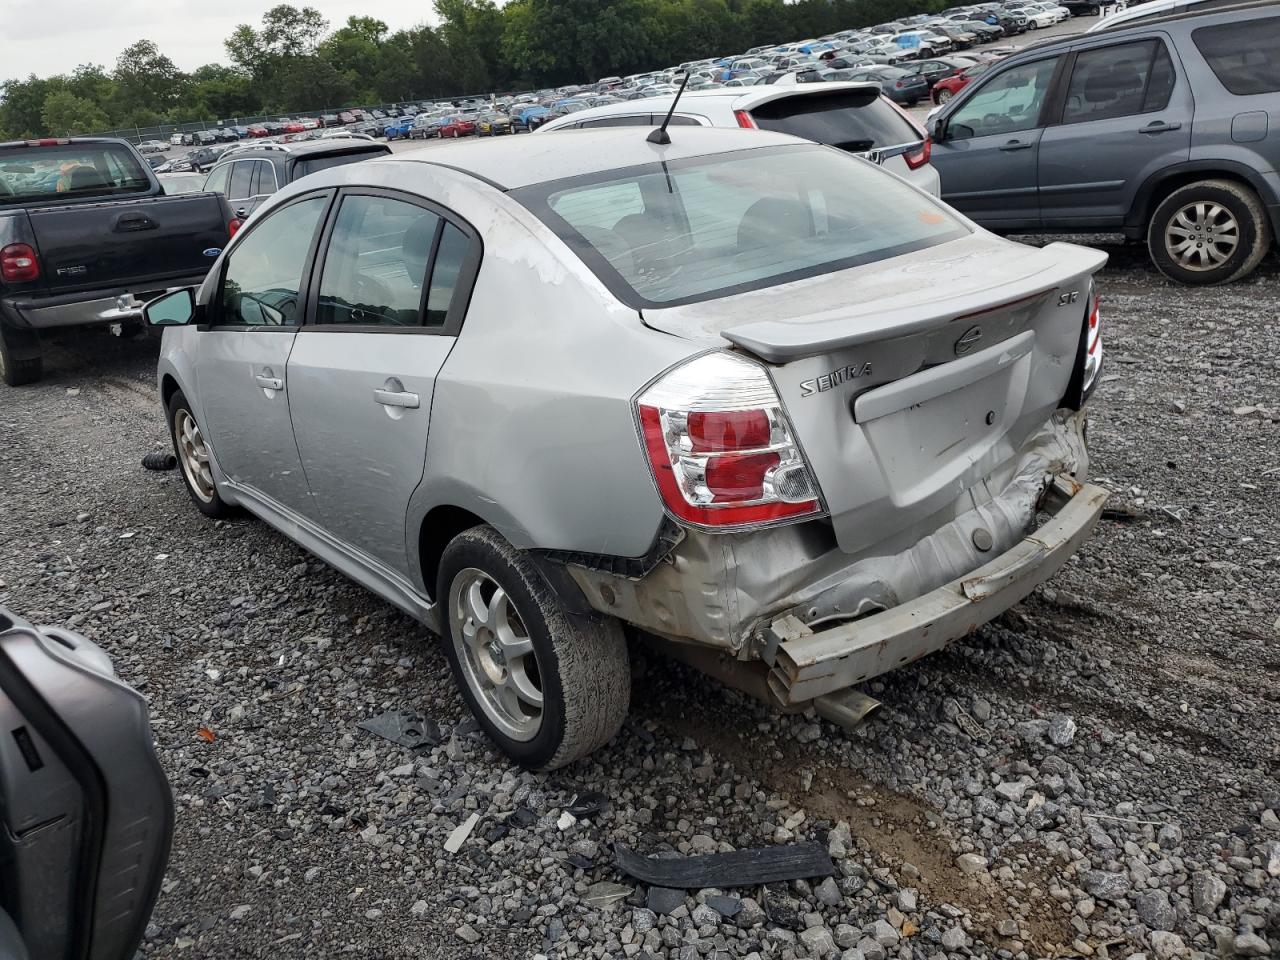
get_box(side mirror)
[926,112,944,141]
[144,288,195,327]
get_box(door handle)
[374,389,420,409]
[1139,120,1182,134]
[998,139,1033,151]
[255,375,283,390]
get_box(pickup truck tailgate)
[27,193,228,295]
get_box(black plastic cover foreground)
[0,607,172,960]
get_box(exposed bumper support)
[766,479,1110,705]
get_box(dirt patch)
[658,704,1077,955]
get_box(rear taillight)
[1083,290,1102,393]
[733,109,756,129]
[228,218,242,237]
[904,136,932,170]
[895,79,906,87]
[1,243,40,283]
[636,352,823,530]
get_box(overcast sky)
[1,0,458,80]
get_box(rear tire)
[0,324,42,386]
[1147,179,1271,285]
[437,525,630,771]
[937,89,954,105]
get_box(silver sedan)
[148,126,1108,769]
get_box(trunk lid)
[642,235,1107,554]
[27,193,230,295]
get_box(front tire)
[166,389,232,518]
[937,89,954,105]
[1147,179,1271,285]
[437,525,630,771]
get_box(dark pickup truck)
[0,137,235,385]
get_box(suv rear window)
[748,89,923,152]
[292,147,389,178]
[1192,15,1280,95]
[514,144,966,308]
[0,143,150,204]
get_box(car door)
[286,189,480,575]
[932,55,1063,228]
[1037,36,1192,227]
[193,192,331,514]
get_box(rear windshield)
[748,89,923,152]
[0,143,150,204]
[292,148,388,178]
[513,144,966,308]
[1192,15,1280,95]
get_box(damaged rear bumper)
[764,478,1109,704]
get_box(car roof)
[393,126,804,190]
[539,81,884,131]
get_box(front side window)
[947,57,1059,139]
[1193,15,1280,95]
[218,195,328,326]
[516,144,966,308]
[315,195,441,327]
[1061,40,1175,124]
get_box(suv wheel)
[1148,179,1272,285]
[437,525,630,770]
[166,389,232,517]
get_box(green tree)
[41,89,110,136]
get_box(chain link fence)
[89,96,505,144]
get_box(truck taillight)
[228,219,242,237]
[904,136,932,169]
[0,243,40,283]
[733,109,756,129]
[636,352,824,531]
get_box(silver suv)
[147,127,1108,769]
[928,0,1279,284]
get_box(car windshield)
[513,144,966,308]
[0,143,151,204]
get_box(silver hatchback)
[148,127,1108,769]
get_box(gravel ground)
[1,241,1277,960]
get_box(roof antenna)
[648,73,691,145]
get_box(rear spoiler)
[720,243,1108,363]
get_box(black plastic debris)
[567,791,609,820]
[615,841,836,889]
[646,886,686,915]
[358,711,442,750]
[142,452,177,471]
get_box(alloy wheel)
[1164,201,1240,272]
[174,408,215,503]
[448,568,543,741]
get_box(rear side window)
[1193,15,1280,95]
[227,162,253,200]
[1061,40,1176,124]
[748,89,922,151]
[0,143,150,204]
